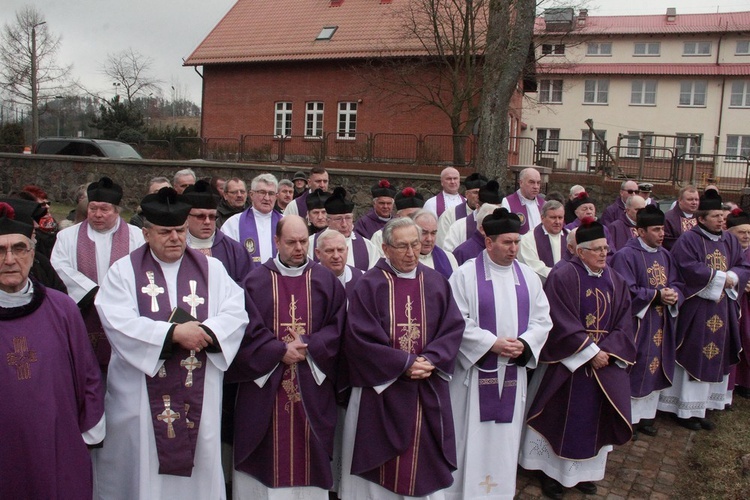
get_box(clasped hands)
[173,321,213,352]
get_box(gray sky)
[1,0,747,104]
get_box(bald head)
[619,180,640,203]
[519,168,541,199]
[625,195,646,221]
[440,167,460,195]
[275,215,309,267]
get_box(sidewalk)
[515,411,696,499]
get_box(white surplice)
[93,252,248,500]
[446,253,550,499]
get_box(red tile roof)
[537,63,750,77]
[536,10,750,35]
[185,0,430,66]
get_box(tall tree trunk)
[477,0,536,181]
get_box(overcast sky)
[1,0,747,104]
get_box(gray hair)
[519,167,540,182]
[316,229,346,249]
[278,179,293,189]
[566,227,577,248]
[251,173,279,191]
[382,217,421,246]
[569,184,584,196]
[411,209,437,225]
[475,203,500,227]
[541,200,564,217]
[148,176,171,189]
[625,195,645,209]
[173,168,196,183]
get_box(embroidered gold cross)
[706,249,727,272]
[141,271,164,313]
[649,357,660,374]
[397,295,421,353]
[182,280,204,317]
[703,342,720,360]
[653,329,664,347]
[6,336,37,380]
[584,288,609,343]
[157,395,180,438]
[280,295,306,342]
[180,353,202,387]
[707,315,724,333]
[479,475,498,494]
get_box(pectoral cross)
[6,336,37,380]
[141,271,164,313]
[182,280,204,317]
[180,352,202,387]
[280,295,306,342]
[157,395,180,438]
[397,295,421,353]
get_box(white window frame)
[679,81,707,107]
[630,80,657,105]
[586,42,612,56]
[537,128,560,153]
[538,79,563,104]
[337,102,357,140]
[625,132,654,158]
[730,81,750,108]
[584,79,609,104]
[726,135,750,161]
[541,43,565,56]
[580,129,606,154]
[683,41,711,56]
[304,102,324,138]
[676,134,702,160]
[274,102,292,138]
[634,42,660,56]
[737,40,750,55]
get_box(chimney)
[578,9,588,27]
[666,8,677,23]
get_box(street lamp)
[113,82,121,98]
[30,20,47,145]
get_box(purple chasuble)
[609,218,639,252]
[354,209,389,240]
[506,191,544,235]
[227,260,346,489]
[313,233,370,271]
[130,246,210,477]
[527,258,635,460]
[600,198,626,226]
[1,282,104,499]
[736,246,750,387]
[533,224,567,268]
[76,219,131,371]
[430,246,454,279]
[436,192,465,218]
[475,255,529,422]
[453,229,485,266]
[239,209,281,264]
[611,239,683,397]
[346,262,464,496]
[664,207,697,251]
[670,226,750,382]
[208,230,255,283]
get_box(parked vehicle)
[34,138,142,159]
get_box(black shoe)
[540,474,564,500]
[638,424,658,437]
[676,417,701,431]
[575,481,598,495]
[698,417,715,431]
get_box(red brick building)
[184,0,526,166]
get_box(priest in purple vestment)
[726,209,750,398]
[306,188,330,236]
[659,190,750,430]
[354,179,397,239]
[228,215,347,498]
[663,185,700,250]
[609,194,646,252]
[0,207,105,500]
[315,228,364,300]
[414,210,458,278]
[453,203,502,266]
[423,167,465,218]
[341,217,465,498]
[520,217,635,498]
[610,205,684,439]
[600,179,640,226]
[518,200,569,282]
[283,166,330,219]
[501,167,545,235]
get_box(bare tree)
[0,6,71,144]
[102,48,162,105]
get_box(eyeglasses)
[253,190,277,198]
[581,246,609,254]
[329,215,354,223]
[625,189,640,195]
[388,241,421,253]
[0,243,32,260]
[189,213,217,221]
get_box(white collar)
[638,237,658,253]
[385,259,417,279]
[698,226,721,242]
[251,207,273,219]
[582,261,604,278]
[187,233,215,249]
[274,255,308,277]
[0,279,33,308]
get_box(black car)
[35,138,142,159]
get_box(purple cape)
[1,281,104,499]
[345,260,464,496]
[453,230,485,266]
[609,218,639,252]
[611,238,684,397]
[527,257,635,460]
[663,206,697,251]
[227,259,346,488]
[600,198,626,226]
[208,230,254,283]
[670,225,750,382]
[354,208,389,240]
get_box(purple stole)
[453,230,485,266]
[506,192,544,235]
[533,224,564,268]
[131,246,210,477]
[76,219,131,370]
[455,203,468,220]
[430,246,453,279]
[475,255,529,422]
[312,232,369,271]
[239,209,281,263]
[464,212,477,240]
[436,192,465,218]
[296,191,310,219]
